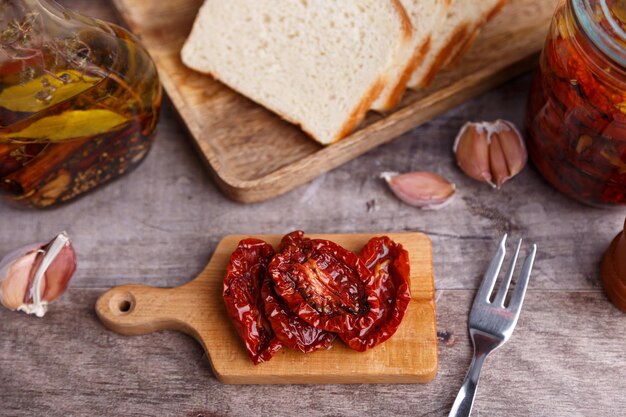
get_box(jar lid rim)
[572,0,626,67]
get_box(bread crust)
[375,0,456,111]
[335,0,415,140]
[385,36,432,110]
[401,0,455,90]
[411,23,469,89]
[443,0,508,68]
[370,0,418,111]
[377,37,431,111]
[444,25,480,68]
[333,78,386,143]
[390,0,414,39]
[407,0,508,89]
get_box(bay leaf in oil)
[0,70,101,113]
[3,109,128,142]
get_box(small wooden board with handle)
[96,233,437,384]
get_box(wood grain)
[2,1,626,415]
[5,289,626,416]
[95,233,438,384]
[110,0,556,203]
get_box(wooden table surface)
[2,1,626,416]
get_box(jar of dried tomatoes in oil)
[526,0,626,206]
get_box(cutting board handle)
[96,284,194,336]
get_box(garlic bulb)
[453,120,527,189]
[0,232,77,317]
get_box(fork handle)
[448,352,488,417]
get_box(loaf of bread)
[182,0,506,144]
[182,0,413,145]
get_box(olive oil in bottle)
[0,0,162,208]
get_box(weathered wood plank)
[1,289,625,416]
[1,77,621,292]
[0,1,619,297]
[0,1,625,416]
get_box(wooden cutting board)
[95,233,437,384]
[111,0,556,204]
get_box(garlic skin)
[0,233,77,317]
[382,171,456,210]
[453,120,527,189]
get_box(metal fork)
[449,235,537,417]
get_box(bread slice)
[181,0,412,145]
[371,0,451,112]
[408,0,506,89]
[442,0,507,68]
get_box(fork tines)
[475,234,537,311]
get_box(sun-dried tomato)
[223,239,282,365]
[268,231,381,334]
[262,274,336,353]
[339,237,411,352]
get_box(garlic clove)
[453,120,527,189]
[382,171,456,210]
[495,120,528,179]
[0,250,38,311]
[0,232,77,317]
[0,243,41,272]
[453,122,494,187]
[489,132,511,188]
[38,240,76,304]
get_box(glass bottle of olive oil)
[0,0,162,208]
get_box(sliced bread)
[442,0,507,68]
[181,0,412,145]
[408,0,506,89]
[371,0,450,112]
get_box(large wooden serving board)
[95,233,437,384]
[111,0,555,203]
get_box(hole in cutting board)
[118,300,132,313]
[109,291,136,315]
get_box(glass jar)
[0,0,162,208]
[525,0,626,207]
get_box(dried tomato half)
[268,231,381,334]
[339,237,411,352]
[223,239,282,365]
[262,274,336,353]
